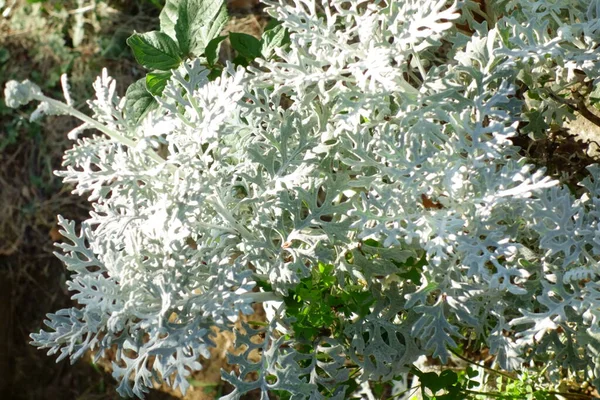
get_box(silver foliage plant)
[5,0,600,397]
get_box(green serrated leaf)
[127,31,182,71]
[198,1,227,55]
[160,0,227,57]
[229,32,262,60]
[124,78,159,124]
[146,71,172,96]
[205,35,226,66]
[261,24,289,60]
[159,0,179,39]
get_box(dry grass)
[0,0,267,398]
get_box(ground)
[0,1,264,398]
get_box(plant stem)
[544,391,596,399]
[33,94,172,169]
[449,348,517,381]
[206,195,254,241]
[463,388,506,398]
[389,385,421,399]
[240,291,282,303]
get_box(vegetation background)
[0,0,264,398]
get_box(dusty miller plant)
[5,0,600,398]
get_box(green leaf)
[261,24,289,60]
[101,29,130,59]
[146,71,172,96]
[527,90,542,101]
[205,36,226,66]
[159,0,179,39]
[147,0,163,9]
[229,32,262,60]
[522,109,549,139]
[417,369,458,394]
[339,290,374,318]
[232,55,249,68]
[398,265,422,284]
[438,370,459,389]
[466,367,479,378]
[372,382,387,398]
[0,47,10,64]
[590,83,600,104]
[159,0,227,57]
[124,78,159,124]
[208,67,223,81]
[127,31,182,71]
[198,1,227,55]
[263,18,282,32]
[418,371,440,389]
[317,262,333,275]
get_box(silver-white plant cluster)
[5,0,600,398]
